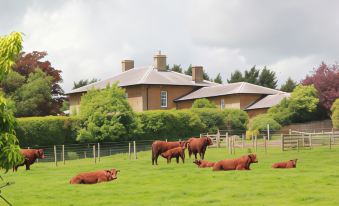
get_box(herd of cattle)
[12,137,298,184]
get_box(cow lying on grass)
[193,160,215,168]
[70,169,120,184]
[272,159,298,169]
[13,149,45,172]
[152,140,186,165]
[213,154,258,171]
[161,147,185,164]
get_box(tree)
[280,77,297,92]
[13,51,64,114]
[170,64,183,73]
[13,69,53,117]
[302,62,339,115]
[227,70,244,83]
[244,66,259,84]
[77,83,140,142]
[258,66,277,89]
[331,98,339,129]
[0,71,25,94]
[192,98,216,109]
[73,78,99,89]
[214,73,223,84]
[250,114,281,132]
[0,32,24,171]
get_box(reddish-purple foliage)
[302,62,339,114]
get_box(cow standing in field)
[151,140,186,165]
[212,154,258,171]
[193,160,215,168]
[13,149,45,172]
[70,169,120,184]
[187,137,213,160]
[161,147,185,164]
[272,159,298,169]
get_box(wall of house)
[69,92,83,115]
[124,85,146,112]
[146,85,195,110]
[246,108,268,118]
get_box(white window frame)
[160,91,168,108]
[220,99,225,109]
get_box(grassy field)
[2,147,339,206]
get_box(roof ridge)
[137,67,154,84]
[237,82,246,93]
[171,70,219,85]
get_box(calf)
[193,160,215,168]
[272,159,298,169]
[13,149,45,172]
[70,169,120,184]
[160,147,185,164]
[213,154,258,171]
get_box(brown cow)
[152,140,186,165]
[70,169,120,184]
[212,154,258,171]
[272,159,298,169]
[13,149,45,172]
[160,147,185,164]
[187,137,213,160]
[193,160,215,168]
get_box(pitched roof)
[245,93,291,110]
[174,82,284,101]
[67,67,218,94]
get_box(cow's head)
[290,159,298,168]
[206,137,213,146]
[107,169,120,180]
[36,149,45,159]
[178,141,186,148]
[193,160,201,166]
[248,154,258,163]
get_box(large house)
[67,53,289,118]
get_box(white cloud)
[0,0,338,91]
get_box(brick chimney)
[153,51,167,71]
[192,66,203,83]
[122,60,134,72]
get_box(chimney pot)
[192,66,204,83]
[122,60,134,72]
[153,52,167,71]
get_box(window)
[160,91,168,108]
[220,99,225,109]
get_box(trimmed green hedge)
[15,116,80,147]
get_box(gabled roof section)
[67,67,218,94]
[174,82,284,101]
[245,93,291,110]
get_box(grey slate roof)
[175,82,284,101]
[245,93,291,110]
[67,67,218,94]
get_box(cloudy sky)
[1,0,338,92]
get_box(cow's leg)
[188,149,192,159]
[194,152,197,160]
[155,154,159,165]
[176,157,179,163]
[181,154,185,163]
[25,162,30,170]
[201,149,206,160]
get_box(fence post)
[309,134,312,149]
[329,134,332,149]
[332,128,335,145]
[251,134,254,149]
[297,139,299,152]
[128,142,131,160]
[289,129,291,135]
[281,134,284,151]
[165,139,167,142]
[84,151,87,159]
[232,136,235,155]
[200,134,202,138]
[217,130,220,148]
[133,141,137,160]
[255,135,258,152]
[98,143,101,162]
[242,134,245,149]
[54,145,57,167]
[267,124,270,142]
[93,145,96,164]
[226,133,229,154]
[62,145,65,165]
[264,135,267,154]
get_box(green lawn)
[2,147,339,206]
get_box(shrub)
[67,152,79,160]
[249,114,281,132]
[15,116,80,147]
[77,84,141,142]
[192,98,216,108]
[331,98,339,129]
[138,110,205,140]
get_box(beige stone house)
[67,53,289,118]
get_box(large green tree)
[170,64,183,73]
[331,98,339,129]
[77,83,140,142]
[244,66,260,84]
[13,69,53,117]
[258,67,277,89]
[213,73,223,84]
[0,32,23,171]
[280,77,297,92]
[227,70,244,83]
[73,78,99,89]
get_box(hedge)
[249,114,281,132]
[15,116,80,147]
